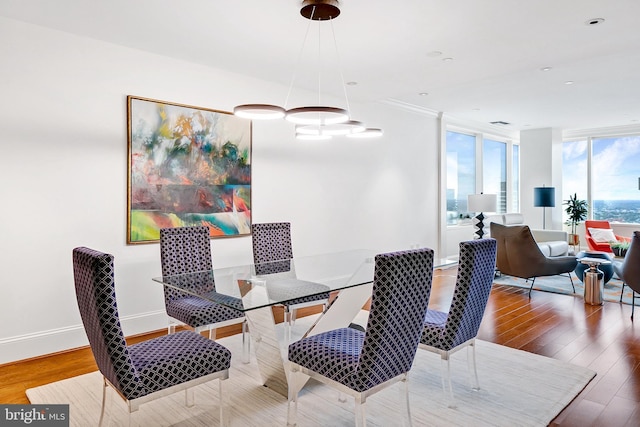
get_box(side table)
[580,257,612,305]
[574,251,614,284]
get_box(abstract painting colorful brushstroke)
[127,96,251,244]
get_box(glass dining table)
[153,249,457,397]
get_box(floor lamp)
[534,186,555,229]
[468,193,497,239]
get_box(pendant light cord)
[329,16,351,116]
[283,6,316,109]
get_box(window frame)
[444,124,519,227]
[563,131,640,224]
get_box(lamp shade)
[534,187,555,207]
[468,193,497,212]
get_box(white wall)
[520,128,564,229]
[0,17,440,363]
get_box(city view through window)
[563,135,640,224]
[446,131,512,225]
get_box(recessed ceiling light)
[346,81,358,86]
[442,57,454,62]
[419,92,429,96]
[472,108,480,112]
[564,81,574,85]
[585,18,605,26]
[426,51,443,57]
[540,67,552,72]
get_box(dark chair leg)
[620,282,626,303]
[633,291,637,321]
[567,273,575,293]
[528,277,537,299]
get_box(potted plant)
[610,240,630,257]
[563,193,588,247]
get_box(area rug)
[493,271,634,304]
[27,315,595,427]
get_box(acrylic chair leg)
[127,405,138,427]
[285,308,293,343]
[185,388,194,407]
[440,356,456,408]
[168,322,176,335]
[98,377,108,427]
[400,376,413,427]
[287,369,299,426]
[242,320,250,364]
[468,341,480,391]
[355,397,367,427]
[219,378,228,427]
[209,327,217,340]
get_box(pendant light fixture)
[233,0,382,140]
[346,128,384,138]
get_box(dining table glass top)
[153,249,457,312]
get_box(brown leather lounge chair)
[615,231,640,320]
[490,223,578,297]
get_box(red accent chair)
[585,220,630,253]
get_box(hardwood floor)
[1,269,639,426]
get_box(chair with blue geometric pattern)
[287,248,434,427]
[72,247,231,426]
[251,222,330,337]
[160,226,249,362]
[419,238,497,407]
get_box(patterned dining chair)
[287,248,434,426]
[419,238,497,407]
[72,247,231,426]
[160,226,249,362]
[251,222,330,336]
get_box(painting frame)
[126,95,252,244]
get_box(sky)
[563,135,640,201]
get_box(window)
[446,131,475,225]
[561,140,587,225]
[446,130,517,225]
[592,136,640,222]
[562,135,640,224]
[483,139,507,213]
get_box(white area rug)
[27,314,595,426]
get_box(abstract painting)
[127,96,251,244]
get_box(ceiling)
[2,0,640,132]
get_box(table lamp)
[468,193,497,239]
[533,186,555,229]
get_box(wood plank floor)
[1,269,639,426]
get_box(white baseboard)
[0,310,168,365]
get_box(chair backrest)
[72,247,144,400]
[251,222,294,275]
[160,226,214,302]
[490,223,546,278]
[585,220,611,234]
[622,231,640,293]
[356,248,434,388]
[585,220,614,252]
[441,239,497,349]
